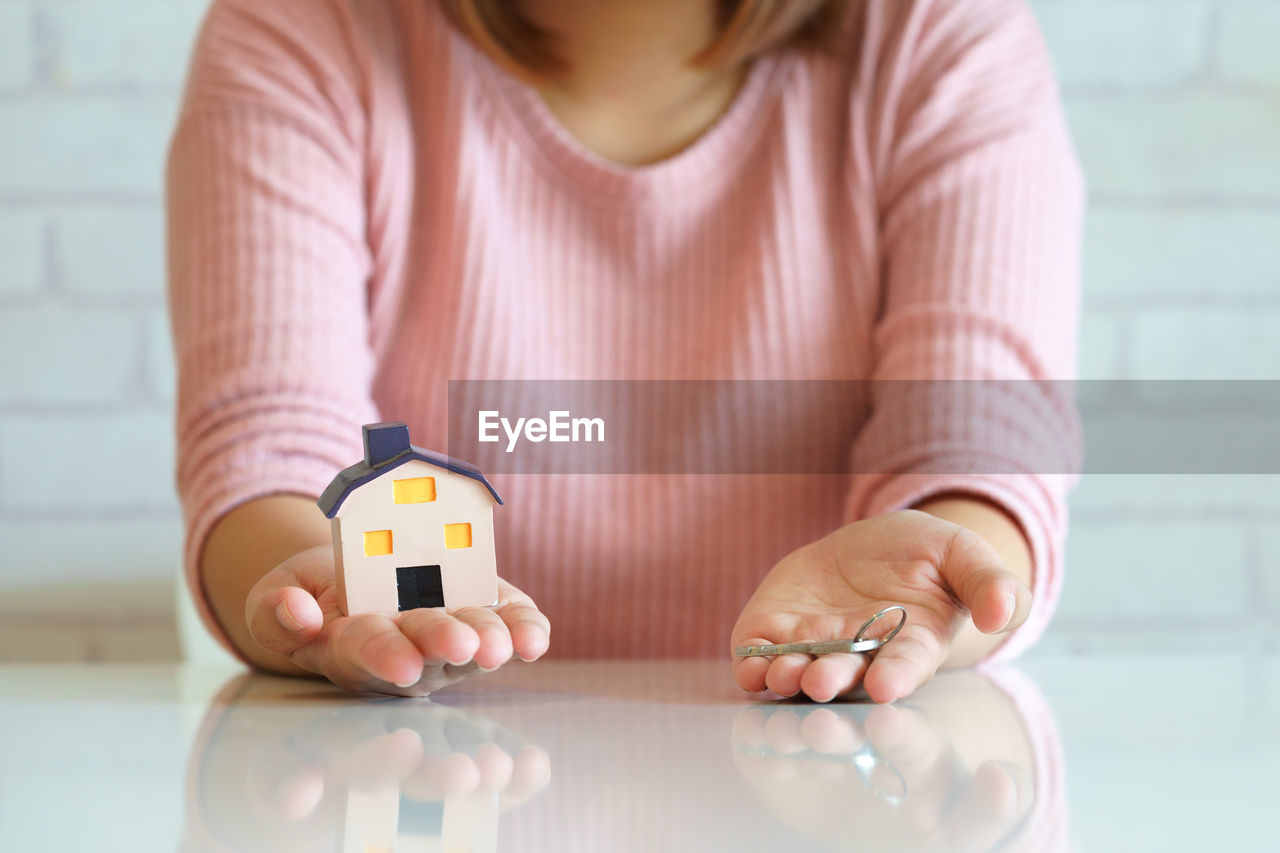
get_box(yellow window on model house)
[364,529,393,556]
[444,523,472,549]
[394,476,436,504]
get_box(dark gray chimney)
[363,422,411,467]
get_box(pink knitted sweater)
[167,0,1082,659]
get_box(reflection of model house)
[318,422,502,615]
[342,788,498,853]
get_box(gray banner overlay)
[444,380,1280,475]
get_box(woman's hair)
[440,0,846,79]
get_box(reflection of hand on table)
[730,671,1036,852]
[184,675,550,852]
[256,703,551,814]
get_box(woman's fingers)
[311,613,425,688]
[955,566,1030,634]
[452,606,514,670]
[398,607,481,666]
[730,634,777,692]
[799,653,868,703]
[253,569,544,694]
[245,568,541,694]
[939,529,1032,634]
[494,600,551,662]
[862,622,948,704]
[246,576,324,658]
[763,651,812,698]
[733,655,771,693]
[326,600,530,690]
[734,642,869,701]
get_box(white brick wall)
[0,0,1278,661]
[0,2,35,90]
[1066,94,1280,199]
[1085,209,1280,301]
[0,0,202,661]
[1,413,176,510]
[1217,1,1280,85]
[1029,0,1280,661]
[1071,474,1280,514]
[56,206,166,298]
[1132,310,1280,378]
[42,1,208,89]
[0,305,140,403]
[0,98,178,194]
[144,307,175,401]
[0,519,182,583]
[1033,0,1210,88]
[1077,312,1126,379]
[0,211,44,296]
[1259,529,1280,619]
[1057,521,1250,622]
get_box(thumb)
[246,571,325,656]
[938,528,1033,634]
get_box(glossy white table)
[1,657,1275,851]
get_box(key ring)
[734,605,908,657]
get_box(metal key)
[734,605,907,657]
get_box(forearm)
[911,494,1033,668]
[200,494,332,676]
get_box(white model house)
[319,422,502,615]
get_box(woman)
[168,0,1081,701]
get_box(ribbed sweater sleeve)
[844,0,1084,661]
[166,0,379,648]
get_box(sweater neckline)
[471,43,785,203]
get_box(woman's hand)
[731,509,1031,704]
[244,544,550,696]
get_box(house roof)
[317,422,502,518]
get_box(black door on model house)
[396,565,444,611]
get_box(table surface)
[1,656,1276,852]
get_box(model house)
[342,787,498,853]
[318,422,502,615]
